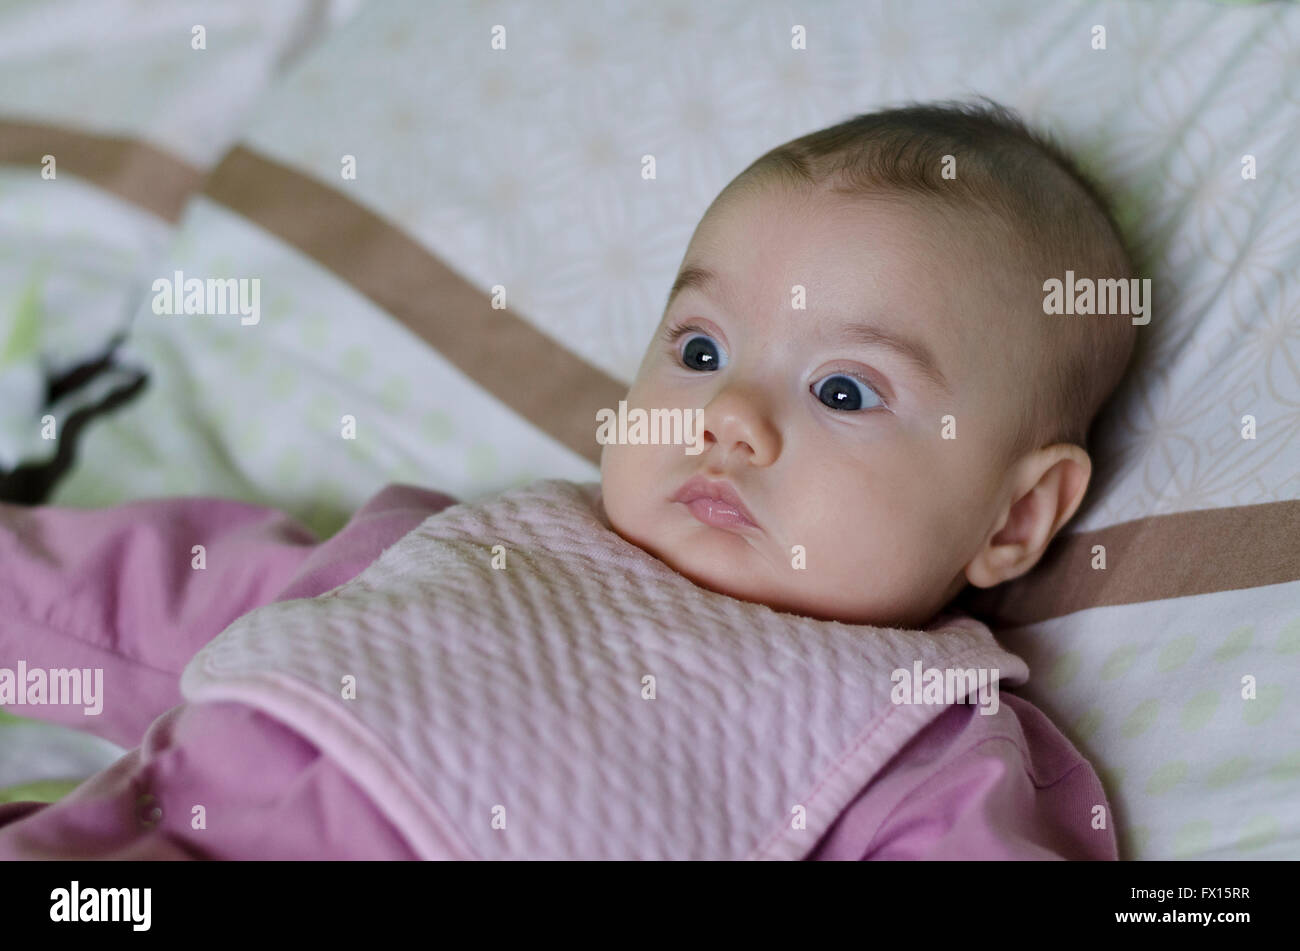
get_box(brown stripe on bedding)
[955,498,1300,628]
[0,119,202,222]
[201,146,626,465]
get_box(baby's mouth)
[670,476,761,532]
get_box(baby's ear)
[964,444,1091,589]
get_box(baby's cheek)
[876,443,983,544]
[841,494,938,581]
[600,446,643,524]
[601,443,677,541]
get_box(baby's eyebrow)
[667,264,952,397]
[665,265,719,311]
[830,322,952,397]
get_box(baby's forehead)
[693,197,1027,326]
[684,184,1064,371]
[705,183,1026,291]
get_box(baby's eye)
[812,373,883,412]
[680,332,725,371]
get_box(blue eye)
[812,373,882,411]
[680,333,725,371]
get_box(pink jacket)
[0,484,1117,860]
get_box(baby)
[0,99,1135,861]
[602,98,1137,630]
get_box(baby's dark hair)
[713,97,1139,459]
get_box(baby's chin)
[610,515,866,623]
[668,551,885,624]
[606,504,769,594]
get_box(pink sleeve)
[0,484,456,860]
[0,702,419,860]
[810,694,1118,860]
[0,484,456,749]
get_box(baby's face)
[600,182,1032,628]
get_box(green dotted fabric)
[52,199,599,538]
[999,593,1299,859]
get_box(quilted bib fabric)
[180,478,1028,859]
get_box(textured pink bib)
[181,479,1027,859]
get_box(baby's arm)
[0,485,457,750]
[0,701,419,860]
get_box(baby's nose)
[699,385,780,467]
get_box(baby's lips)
[670,474,761,528]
